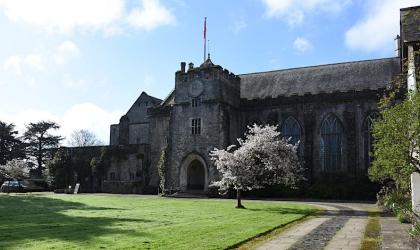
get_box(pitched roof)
[239,57,400,100]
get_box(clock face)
[188,79,204,97]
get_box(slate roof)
[148,94,163,105]
[239,57,400,100]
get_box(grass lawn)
[0,193,316,249]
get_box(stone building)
[108,6,419,194]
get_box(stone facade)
[108,7,419,194]
[57,145,150,194]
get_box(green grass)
[360,209,382,250]
[0,193,316,250]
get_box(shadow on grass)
[0,195,152,248]
[247,206,317,215]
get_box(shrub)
[307,173,379,200]
[377,185,412,223]
[410,220,420,246]
[242,172,379,200]
[396,209,412,223]
[207,183,221,198]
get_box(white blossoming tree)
[0,159,30,180]
[210,124,304,208]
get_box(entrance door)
[187,160,205,190]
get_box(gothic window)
[320,114,343,171]
[191,118,201,135]
[363,112,379,169]
[281,116,303,159]
[191,96,202,107]
[110,172,116,181]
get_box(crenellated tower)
[166,55,241,192]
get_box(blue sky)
[0,0,419,144]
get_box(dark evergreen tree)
[23,121,63,176]
[0,121,25,165]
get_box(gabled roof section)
[127,91,162,113]
[239,57,400,100]
[160,89,175,107]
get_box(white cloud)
[3,56,23,75]
[0,0,125,34]
[231,16,248,34]
[63,75,88,89]
[261,0,351,26]
[3,54,44,75]
[293,37,313,53]
[60,103,121,145]
[0,109,60,136]
[345,0,420,52]
[53,41,80,64]
[104,24,125,37]
[0,103,121,145]
[127,0,176,30]
[0,0,178,34]
[2,40,79,76]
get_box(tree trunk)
[236,189,245,209]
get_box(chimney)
[180,62,186,73]
[395,35,400,57]
[188,62,194,70]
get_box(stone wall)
[58,144,151,194]
[240,90,381,180]
[148,106,171,190]
[129,123,149,144]
[110,124,119,145]
[164,63,240,192]
[109,92,162,146]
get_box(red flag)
[203,17,207,40]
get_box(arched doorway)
[179,153,208,191]
[187,160,205,190]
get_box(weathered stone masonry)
[105,6,419,194]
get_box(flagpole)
[203,17,207,62]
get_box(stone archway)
[187,160,205,190]
[180,153,208,191]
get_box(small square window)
[191,118,201,135]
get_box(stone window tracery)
[281,116,303,160]
[363,112,379,169]
[320,114,343,171]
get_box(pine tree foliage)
[23,121,63,175]
[0,121,25,165]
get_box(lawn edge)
[226,206,322,250]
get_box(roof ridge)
[239,57,399,76]
[400,5,420,11]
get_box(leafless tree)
[68,129,103,147]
